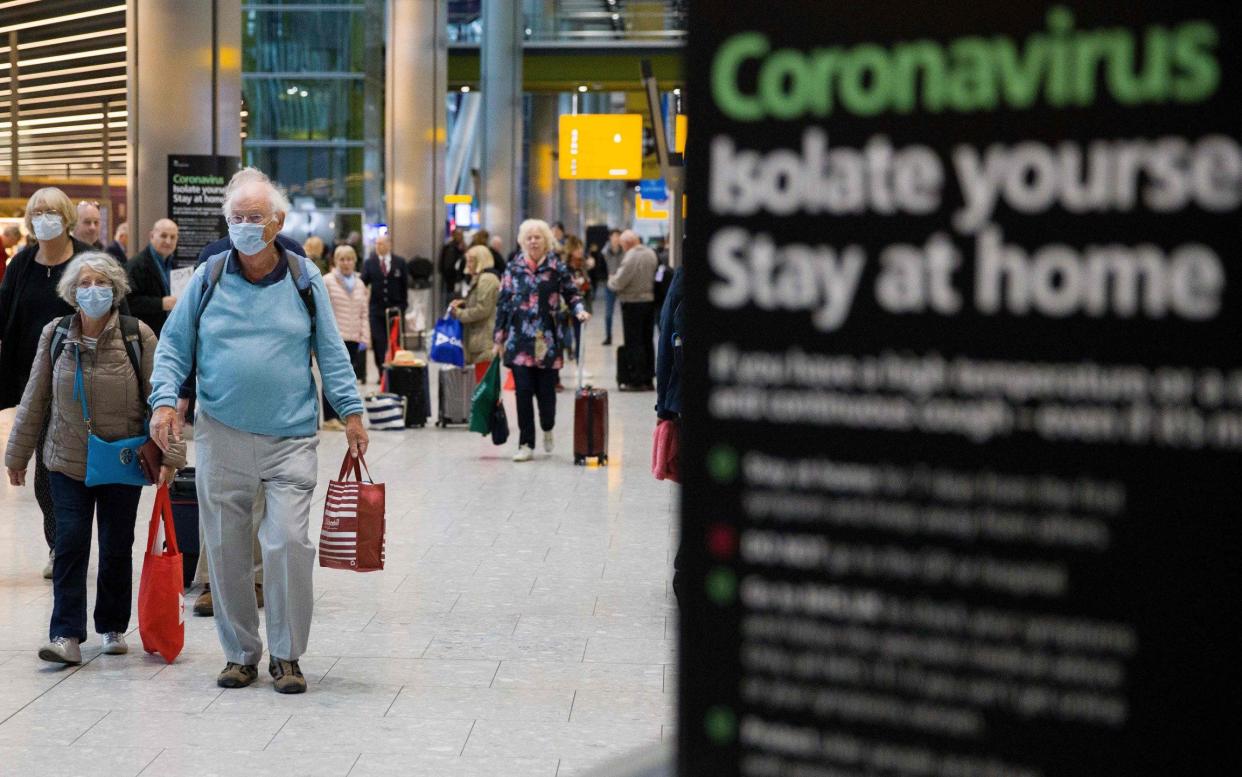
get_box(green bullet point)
[707,446,739,483]
[705,567,737,605]
[705,705,737,744]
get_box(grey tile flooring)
[0,340,676,776]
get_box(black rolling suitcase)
[168,467,201,588]
[386,364,431,427]
[616,343,642,388]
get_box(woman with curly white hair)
[493,219,590,461]
[5,252,185,665]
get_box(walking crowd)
[0,166,672,691]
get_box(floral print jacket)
[494,252,585,370]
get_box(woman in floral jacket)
[493,219,590,462]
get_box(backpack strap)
[48,314,77,368]
[284,251,317,339]
[195,250,315,334]
[194,252,231,327]
[118,315,145,402]
[52,313,146,416]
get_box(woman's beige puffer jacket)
[5,311,187,481]
[323,269,370,343]
[456,272,500,364]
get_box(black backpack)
[49,314,144,395]
[409,256,434,289]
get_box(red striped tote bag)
[319,452,386,572]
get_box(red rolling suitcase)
[573,325,609,465]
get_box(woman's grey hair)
[57,252,130,308]
[517,219,555,253]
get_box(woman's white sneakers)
[38,636,81,665]
[101,632,128,655]
[514,433,553,461]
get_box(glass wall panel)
[244,78,365,142]
[243,10,365,73]
[241,2,383,218]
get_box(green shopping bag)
[470,359,501,434]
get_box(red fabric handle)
[337,451,373,483]
[387,317,400,361]
[146,483,180,556]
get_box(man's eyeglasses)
[226,214,272,226]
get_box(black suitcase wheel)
[574,455,586,465]
[599,455,608,465]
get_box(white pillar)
[480,0,523,248]
[127,0,241,240]
[386,0,448,286]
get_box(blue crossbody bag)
[74,345,152,488]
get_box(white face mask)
[32,213,65,241]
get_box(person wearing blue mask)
[5,252,185,665]
[147,174,368,694]
[0,187,94,579]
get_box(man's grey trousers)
[195,411,318,665]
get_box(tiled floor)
[0,338,677,777]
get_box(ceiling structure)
[0,0,687,185]
[0,0,127,183]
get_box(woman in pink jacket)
[321,245,369,430]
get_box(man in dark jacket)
[438,228,466,304]
[126,218,180,336]
[362,233,410,372]
[105,222,128,266]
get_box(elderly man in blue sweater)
[148,177,367,694]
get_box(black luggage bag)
[386,364,431,427]
[169,467,201,588]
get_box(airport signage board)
[635,194,670,221]
[680,3,1241,776]
[167,154,240,267]
[640,179,669,201]
[558,114,643,180]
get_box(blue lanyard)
[73,348,93,432]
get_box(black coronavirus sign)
[167,154,240,267]
[680,3,1240,775]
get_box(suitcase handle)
[577,320,587,390]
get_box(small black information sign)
[680,3,1240,775]
[167,154,240,267]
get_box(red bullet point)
[708,524,737,560]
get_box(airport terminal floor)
[0,343,677,777]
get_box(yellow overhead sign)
[443,194,473,204]
[559,114,643,180]
[635,194,669,221]
[675,114,687,154]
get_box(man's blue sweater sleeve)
[149,265,207,411]
[312,272,365,419]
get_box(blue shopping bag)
[429,314,465,366]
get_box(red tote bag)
[319,453,386,572]
[138,484,185,663]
